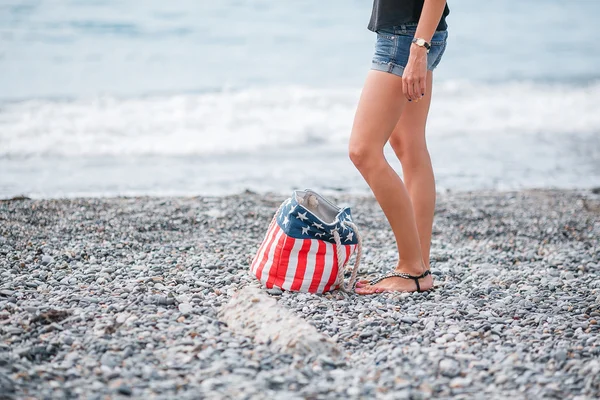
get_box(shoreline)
[1,189,599,398]
[2,185,599,202]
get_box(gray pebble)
[178,303,192,314]
[267,287,283,295]
[439,358,460,378]
[117,384,132,396]
[554,349,568,362]
[41,255,54,265]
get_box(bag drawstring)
[332,220,362,292]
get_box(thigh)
[350,70,408,149]
[390,71,434,148]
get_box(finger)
[409,79,417,101]
[413,78,420,101]
[402,76,410,101]
[406,76,416,100]
[414,78,423,101]
[420,77,427,98]
[412,77,422,101]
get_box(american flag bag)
[250,189,362,293]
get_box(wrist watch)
[411,37,431,53]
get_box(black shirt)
[368,0,450,32]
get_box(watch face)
[417,38,425,46]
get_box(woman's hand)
[402,44,428,102]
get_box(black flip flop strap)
[368,270,431,292]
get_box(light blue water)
[1,0,599,197]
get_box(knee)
[389,137,430,169]
[388,135,405,158]
[402,148,431,170]
[348,141,382,171]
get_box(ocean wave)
[1,81,599,157]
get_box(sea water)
[1,0,599,197]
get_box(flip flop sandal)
[364,270,432,293]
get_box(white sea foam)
[1,81,599,157]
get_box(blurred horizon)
[2,0,600,100]
[1,0,599,198]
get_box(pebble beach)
[1,189,599,399]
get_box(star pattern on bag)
[296,211,308,221]
[273,197,357,246]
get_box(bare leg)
[388,71,436,269]
[349,71,432,294]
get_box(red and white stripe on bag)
[250,192,360,294]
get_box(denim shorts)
[371,23,448,77]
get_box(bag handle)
[332,220,362,292]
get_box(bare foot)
[354,265,433,295]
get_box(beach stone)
[178,303,192,314]
[117,384,133,396]
[455,333,467,342]
[360,330,375,339]
[439,359,460,378]
[0,372,16,393]
[554,349,567,362]
[495,373,509,384]
[100,352,120,368]
[266,287,283,295]
[41,255,54,265]
[450,377,472,388]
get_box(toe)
[355,285,375,295]
[356,280,370,287]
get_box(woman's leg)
[349,70,432,294]
[388,71,436,269]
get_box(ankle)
[395,260,427,276]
